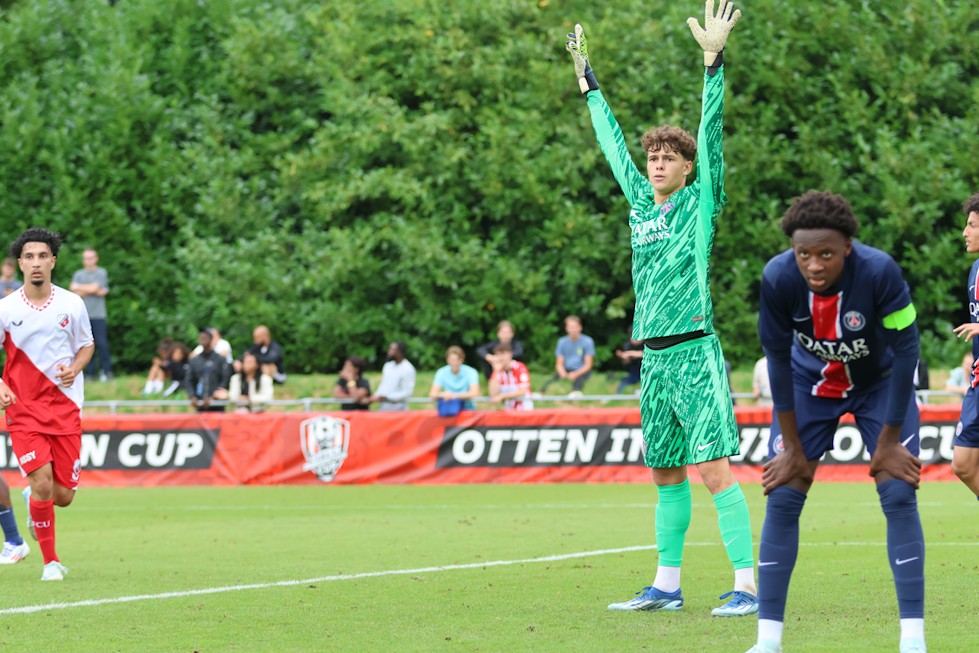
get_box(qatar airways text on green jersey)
[585,69,727,340]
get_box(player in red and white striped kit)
[0,228,94,581]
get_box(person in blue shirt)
[747,191,925,653]
[540,315,595,396]
[429,346,480,411]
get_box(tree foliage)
[0,0,976,372]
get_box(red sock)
[30,498,57,564]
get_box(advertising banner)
[0,405,962,486]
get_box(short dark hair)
[9,228,63,258]
[346,355,368,375]
[963,192,979,217]
[780,191,858,239]
[392,341,407,357]
[641,125,696,161]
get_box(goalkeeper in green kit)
[566,1,757,616]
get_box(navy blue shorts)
[769,382,920,460]
[955,387,979,448]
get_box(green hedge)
[0,0,976,373]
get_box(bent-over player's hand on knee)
[761,449,811,495]
[870,441,922,488]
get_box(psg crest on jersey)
[842,311,865,331]
[772,433,784,454]
[299,415,350,482]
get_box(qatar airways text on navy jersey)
[759,242,914,398]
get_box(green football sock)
[713,482,754,570]
[655,478,692,568]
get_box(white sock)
[900,618,924,641]
[153,379,164,393]
[734,566,757,594]
[143,380,154,393]
[758,619,784,646]
[652,565,681,593]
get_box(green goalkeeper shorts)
[639,333,740,469]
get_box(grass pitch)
[0,481,975,652]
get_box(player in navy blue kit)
[951,192,979,499]
[745,191,925,653]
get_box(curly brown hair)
[962,192,979,217]
[780,190,858,239]
[640,125,696,161]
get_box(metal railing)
[80,389,965,414]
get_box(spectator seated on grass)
[142,338,190,397]
[229,352,274,412]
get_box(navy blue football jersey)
[967,258,979,388]
[760,242,917,403]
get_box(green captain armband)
[882,303,917,330]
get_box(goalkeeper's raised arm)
[687,0,741,219]
[564,23,649,207]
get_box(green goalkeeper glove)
[686,0,742,67]
[565,23,599,94]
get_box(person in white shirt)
[229,352,274,412]
[0,228,94,581]
[370,342,416,411]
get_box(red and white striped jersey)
[0,285,94,434]
[490,361,533,410]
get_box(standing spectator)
[429,346,480,411]
[190,326,233,364]
[614,330,644,394]
[239,325,286,383]
[229,352,274,412]
[475,320,525,379]
[1,227,94,581]
[333,355,371,410]
[69,247,112,381]
[752,356,772,407]
[0,257,22,297]
[540,315,595,397]
[488,343,533,410]
[369,342,416,411]
[185,328,230,412]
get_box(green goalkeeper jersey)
[586,68,727,340]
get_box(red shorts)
[9,431,82,490]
